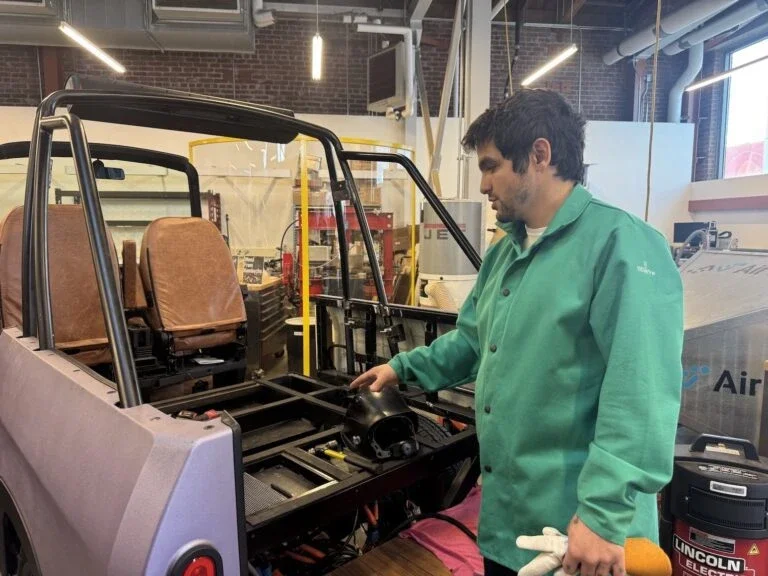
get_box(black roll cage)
[22,87,481,409]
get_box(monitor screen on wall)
[368,43,405,113]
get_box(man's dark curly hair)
[462,89,586,183]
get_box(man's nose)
[480,174,492,196]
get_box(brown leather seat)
[0,205,118,366]
[122,240,147,312]
[139,217,246,354]
[0,208,18,331]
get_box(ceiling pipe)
[634,19,702,59]
[664,0,768,55]
[357,24,415,118]
[602,0,739,64]
[667,42,704,122]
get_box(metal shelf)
[318,169,408,181]
[105,220,153,228]
[55,189,191,201]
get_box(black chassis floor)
[152,374,478,555]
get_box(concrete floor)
[253,345,290,380]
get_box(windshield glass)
[0,149,195,252]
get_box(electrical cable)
[384,513,477,543]
[503,1,513,87]
[644,0,663,222]
[307,255,340,271]
[503,1,527,97]
[578,28,583,113]
[277,218,299,271]
[345,508,360,548]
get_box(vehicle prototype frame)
[0,78,483,576]
[22,82,481,407]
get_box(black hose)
[384,513,477,543]
[277,218,300,271]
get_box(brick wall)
[491,26,632,120]
[419,19,455,116]
[0,18,637,121]
[0,45,40,106]
[694,50,727,181]
[60,20,376,115]
[0,13,734,177]
[624,0,697,123]
[647,52,690,123]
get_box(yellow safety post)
[300,140,311,376]
[410,177,417,306]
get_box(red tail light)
[169,544,222,576]
[182,556,216,576]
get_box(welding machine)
[667,434,768,576]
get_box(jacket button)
[489,344,497,353]
[484,405,491,414]
[502,288,510,297]
[484,465,492,474]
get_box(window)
[722,37,768,179]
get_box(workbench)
[329,538,451,576]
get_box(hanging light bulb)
[311,0,322,80]
[312,33,323,80]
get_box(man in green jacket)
[351,90,684,576]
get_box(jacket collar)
[497,184,592,247]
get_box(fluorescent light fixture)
[59,22,126,74]
[312,33,323,80]
[521,44,578,87]
[685,53,768,92]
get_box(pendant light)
[312,0,323,80]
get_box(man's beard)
[496,186,531,223]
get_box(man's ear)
[531,138,552,171]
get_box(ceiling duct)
[0,0,254,52]
[151,0,244,23]
[667,42,704,122]
[0,0,56,16]
[602,0,739,65]
[664,0,768,55]
[252,0,274,27]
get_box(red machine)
[667,435,768,576]
[282,252,294,288]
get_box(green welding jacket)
[389,185,684,570]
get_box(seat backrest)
[139,217,245,352]
[0,205,118,365]
[122,239,147,311]
[0,207,22,330]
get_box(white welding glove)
[516,527,570,576]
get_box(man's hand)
[562,516,625,576]
[350,364,400,392]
